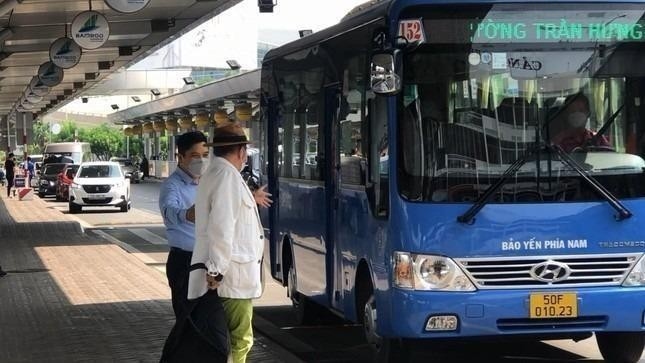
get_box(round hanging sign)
[25,91,43,104]
[20,99,36,110]
[104,0,150,14]
[49,37,82,69]
[29,76,51,97]
[37,61,64,87]
[71,10,110,50]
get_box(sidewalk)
[0,192,300,362]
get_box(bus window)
[368,90,389,216]
[277,69,326,181]
[339,56,367,186]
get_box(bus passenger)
[551,93,611,153]
[188,124,266,363]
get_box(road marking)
[92,229,158,265]
[128,228,167,245]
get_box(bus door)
[325,83,344,312]
[279,78,332,307]
[329,61,371,314]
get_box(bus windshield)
[399,3,645,203]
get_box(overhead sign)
[25,91,43,104]
[29,76,51,97]
[71,10,110,50]
[49,37,82,69]
[20,99,36,110]
[38,61,64,87]
[104,0,150,14]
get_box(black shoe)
[0,269,7,277]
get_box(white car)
[69,161,131,213]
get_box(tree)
[55,121,79,142]
[32,120,50,149]
[83,124,123,160]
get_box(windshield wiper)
[589,103,624,146]
[457,143,633,224]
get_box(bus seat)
[496,97,538,126]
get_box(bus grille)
[455,254,641,289]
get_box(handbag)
[160,264,230,363]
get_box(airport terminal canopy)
[0,0,241,120]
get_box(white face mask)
[567,112,588,128]
[188,157,209,177]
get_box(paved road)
[130,179,163,215]
[35,182,644,363]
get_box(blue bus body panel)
[373,198,645,337]
[392,200,645,257]
[386,287,645,337]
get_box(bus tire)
[358,286,410,362]
[286,265,318,325]
[596,332,645,363]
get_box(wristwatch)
[208,271,224,282]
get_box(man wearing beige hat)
[187,123,265,363]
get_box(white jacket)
[187,157,264,300]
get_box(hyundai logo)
[529,260,571,283]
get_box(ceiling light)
[111,104,119,110]
[226,60,241,70]
[258,0,276,13]
[82,97,88,103]
[298,29,313,38]
[132,96,141,102]
[150,89,161,96]
[183,77,195,85]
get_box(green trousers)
[221,298,254,363]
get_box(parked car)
[38,163,68,198]
[109,157,142,183]
[69,162,131,213]
[56,164,80,202]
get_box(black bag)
[160,265,229,363]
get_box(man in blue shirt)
[26,157,35,188]
[159,131,210,318]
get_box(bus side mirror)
[370,50,402,95]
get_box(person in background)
[159,131,209,319]
[188,124,267,363]
[4,153,15,198]
[140,155,149,180]
[26,156,35,188]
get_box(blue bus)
[260,1,645,361]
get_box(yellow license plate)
[529,292,577,319]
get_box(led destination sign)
[470,19,645,42]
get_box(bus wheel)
[287,265,318,325]
[596,332,644,363]
[363,294,410,362]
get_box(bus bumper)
[385,287,645,338]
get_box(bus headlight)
[393,252,476,291]
[623,254,645,287]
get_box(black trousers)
[166,247,193,319]
[6,176,13,197]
